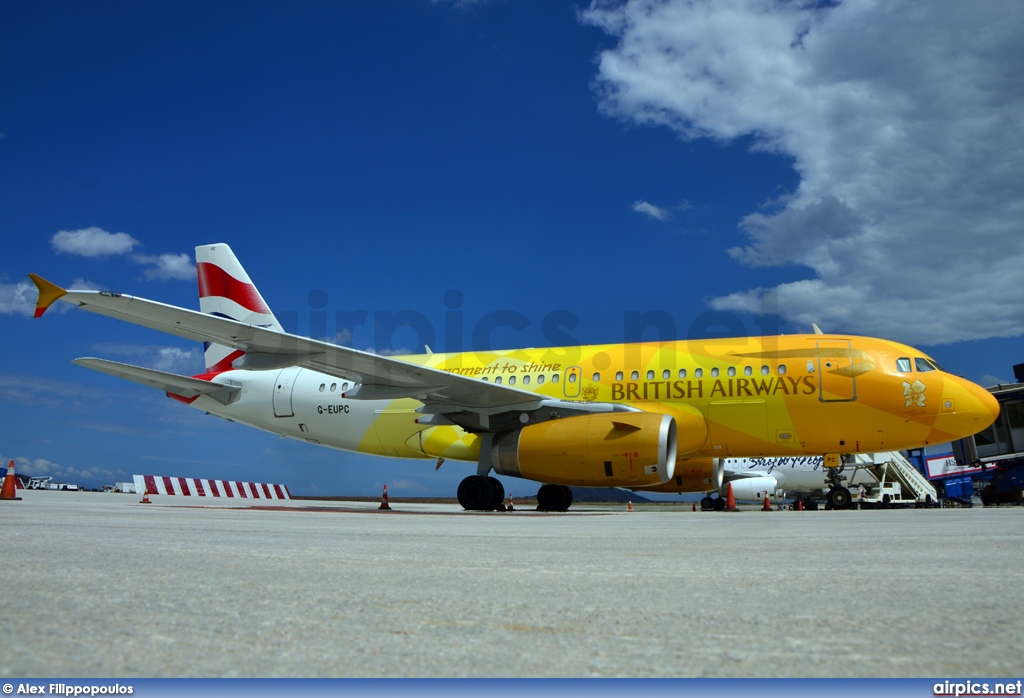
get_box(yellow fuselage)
[359,334,999,464]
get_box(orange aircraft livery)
[30,243,999,511]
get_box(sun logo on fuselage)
[581,384,599,402]
[903,380,926,407]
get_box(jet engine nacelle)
[490,412,677,487]
[723,476,779,501]
[628,457,723,493]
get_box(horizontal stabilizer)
[72,358,240,404]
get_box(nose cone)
[957,377,1001,435]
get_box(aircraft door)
[817,340,856,402]
[563,366,582,398]
[273,367,302,417]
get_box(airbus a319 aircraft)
[30,244,999,511]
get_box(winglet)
[28,274,67,318]
[812,323,824,335]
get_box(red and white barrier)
[133,475,290,500]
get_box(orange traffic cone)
[1,460,22,501]
[140,488,151,504]
[378,484,391,510]
[507,493,514,511]
[762,494,772,511]
[725,482,739,512]
[627,500,633,512]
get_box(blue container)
[943,477,971,500]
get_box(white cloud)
[365,346,414,356]
[134,253,195,281]
[1,277,104,318]
[316,329,353,345]
[9,456,118,484]
[980,374,1011,388]
[0,280,37,316]
[92,344,204,374]
[52,227,139,257]
[152,347,203,373]
[632,200,672,221]
[582,0,1024,345]
[50,227,194,282]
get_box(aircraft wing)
[32,277,630,428]
[73,357,241,404]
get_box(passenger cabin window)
[695,368,703,378]
[915,358,937,372]
[678,369,687,379]
[552,374,559,384]
[495,376,502,385]
[663,369,671,380]
[727,367,736,377]
[631,371,639,381]
[744,366,752,376]
[537,375,545,385]
[711,368,719,378]
[523,375,531,385]
[616,371,624,381]
[330,383,337,392]
[509,376,516,385]
[896,357,912,373]
[592,372,600,382]
[319,383,325,392]
[647,370,655,380]
[568,373,577,383]
[761,366,769,375]
[778,365,787,375]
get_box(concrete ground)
[0,490,1021,677]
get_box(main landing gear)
[536,484,573,512]
[455,477,574,512]
[456,475,506,511]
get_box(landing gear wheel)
[487,476,505,511]
[457,475,494,511]
[700,495,715,511]
[713,497,726,512]
[537,484,573,512]
[827,486,851,510]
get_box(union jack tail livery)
[196,243,283,372]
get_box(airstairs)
[844,451,939,506]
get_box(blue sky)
[2,1,1022,496]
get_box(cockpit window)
[915,357,937,372]
[896,358,912,373]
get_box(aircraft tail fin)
[195,243,283,372]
